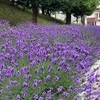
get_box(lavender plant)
[0,20,100,100]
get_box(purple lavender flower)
[34,69,39,74]
[57,86,63,93]
[6,85,10,91]
[65,67,71,73]
[8,91,13,95]
[24,92,28,97]
[40,66,45,73]
[5,96,9,100]
[74,78,81,84]
[23,81,28,89]
[18,52,23,59]
[48,65,53,73]
[51,58,58,64]
[0,22,100,100]
[33,94,38,100]
[73,96,81,100]
[32,79,38,88]
[38,80,42,84]
[16,95,20,100]
[96,96,100,100]
[54,76,59,81]
[42,91,46,96]
[62,92,69,98]
[46,75,51,81]
[39,97,44,100]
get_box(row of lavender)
[0,20,100,100]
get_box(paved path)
[78,60,100,100]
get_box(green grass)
[0,1,64,25]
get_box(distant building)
[86,8,100,25]
[45,3,100,25]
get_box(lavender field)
[0,20,100,100]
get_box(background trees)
[72,0,100,25]
[22,0,52,23]
[60,0,81,24]
[40,0,81,24]
[8,0,100,24]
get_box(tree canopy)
[9,0,100,24]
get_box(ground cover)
[0,1,64,25]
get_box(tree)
[41,0,63,16]
[59,0,81,24]
[72,0,99,25]
[11,0,14,5]
[9,0,54,23]
[45,0,81,24]
[26,0,53,23]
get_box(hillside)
[0,1,64,25]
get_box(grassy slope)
[0,1,64,25]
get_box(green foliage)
[0,1,64,25]
[72,0,100,17]
[3,0,100,24]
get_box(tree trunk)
[55,12,57,19]
[48,13,51,17]
[76,16,78,24]
[42,7,45,15]
[81,15,85,25]
[66,12,71,25]
[23,6,25,11]
[11,0,14,6]
[22,3,26,11]
[32,5,38,24]
[81,16,82,24]
[83,15,85,25]
[26,1,29,8]
[46,9,51,17]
